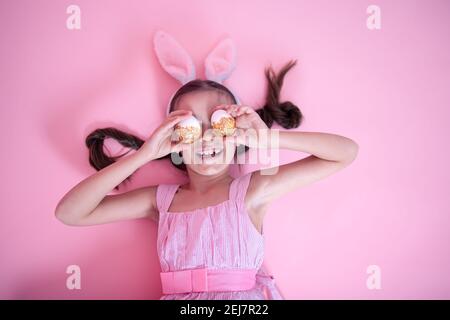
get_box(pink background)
[1,0,449,299]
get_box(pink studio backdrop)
[1,0,449,299]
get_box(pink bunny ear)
[204,37,237,84]
[153,30,196,85]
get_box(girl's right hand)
[138,110,193,162]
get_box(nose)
[198,121,224,150]
[200,120,214,141]
[202,130,215,142]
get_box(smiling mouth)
[195,148,224,159]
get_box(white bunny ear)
[204,37,237,84]
[153,30,196,85]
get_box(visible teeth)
[196,149,223,157]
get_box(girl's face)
[174,90,236,176]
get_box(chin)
[188,163,230,176]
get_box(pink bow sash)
[160,268,258,295]
[255,272,284,300]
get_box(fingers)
[220,104,253,117]
[170,139,192,153]
[236,106,253,116]
[211,104,255,120]
[162,112,192,129]
[222,104,237,116]
[158,110,192,132]
[168,109,192,118]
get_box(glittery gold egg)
[173,115,202,144]
[211,110,236,136]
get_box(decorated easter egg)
[211,109,236,136]
[173,115,202,143]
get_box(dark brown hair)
[85,60,303,190]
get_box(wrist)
[134,149,156,166]
[253,128,278,149]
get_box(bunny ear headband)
[153,30,242,117]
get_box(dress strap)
[229,171,254,204]
[156,184,179,212]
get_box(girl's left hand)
[212,104,269,148]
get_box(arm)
[247,130,359,213]
[55,151,158,226]
[217,104,359,215]
[55,109,192,226]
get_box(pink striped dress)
[156,171,284,300]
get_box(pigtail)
[256,59,303,129]
[85,127,145,190]
[85,127,186,189]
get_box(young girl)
[55,60,358,300]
